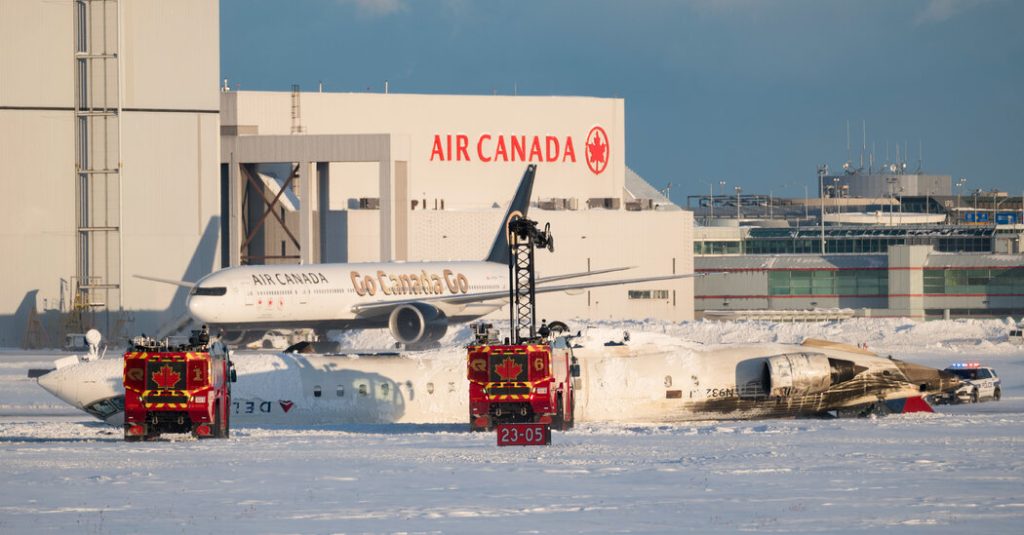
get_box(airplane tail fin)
[485,164,537,264]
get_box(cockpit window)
[190,286,227,296]
[84,395,125,420]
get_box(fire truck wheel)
[221,401,230,438]
[565,393,575,430]
[124,425,142,442]
[552,394,567,430]
[213,401,227,439]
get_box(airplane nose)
[187,294,209,321]
[37,368,82,409]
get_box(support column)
[378,159,393,261]
[394,161,408,261]
[887,244,930,318]
[228,153,242,267]
[299,161,318,264]
[317,162,330,262]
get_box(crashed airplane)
[35,332,959,426]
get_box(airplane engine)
[388,303,449,346]
[762,353,834,396]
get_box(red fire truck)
[467,336,579,432]
[466,212,580,437]
[123,330,234,441]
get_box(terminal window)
[628,290,670,300]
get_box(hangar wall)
[0,0,220,347]
[222,91,694,322]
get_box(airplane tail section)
[485,164,537,264]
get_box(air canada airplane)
[35,333,960,426]
[152,165,698,347]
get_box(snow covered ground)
[2,318,1023,533]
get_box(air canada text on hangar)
[428,126,609,175]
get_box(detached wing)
[350,272,705,317]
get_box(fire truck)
[467,333,579,432]
[467,216,580,434]
[123,329,235,441]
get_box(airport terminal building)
[0,2,692,347]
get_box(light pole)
[993,189,1003,222]
[898,186,905,223]
[734,186,742,220]
[887,176,899,226]
[719,180,727,216]
[956,177,967,223]
[700,180,714,221]
[817,164,828,253]
[832,177,841,226]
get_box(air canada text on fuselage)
[251,272,330,286]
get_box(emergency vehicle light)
[950,362,980,369]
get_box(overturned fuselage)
[36,337,959,426]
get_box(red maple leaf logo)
[152,364,181,389]
[585,126,609,175]
[495,357,523,381]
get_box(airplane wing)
[350,272,706,316]
[535,265,634,284]
[133,274,197,289]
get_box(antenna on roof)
[861,120,866,171]
[846,120,851,167]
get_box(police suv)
[933,363,1001,404]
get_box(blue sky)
[220,0,1023,203]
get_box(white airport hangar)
[219,90,694,328]
[0,1,693,348]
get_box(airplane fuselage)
[37,339,960,426]
[187,261,509,332]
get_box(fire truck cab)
[123,330,235,441]
[467,331,580,431]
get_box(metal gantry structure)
[73,0,123,333]
[507,216,554,344]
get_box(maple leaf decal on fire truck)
[495,357,524,381]
[152,364,181,389]
[585,126,609,175]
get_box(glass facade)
[768,270,889,296]
[696,227,995,256]
[923,268,1024,294]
